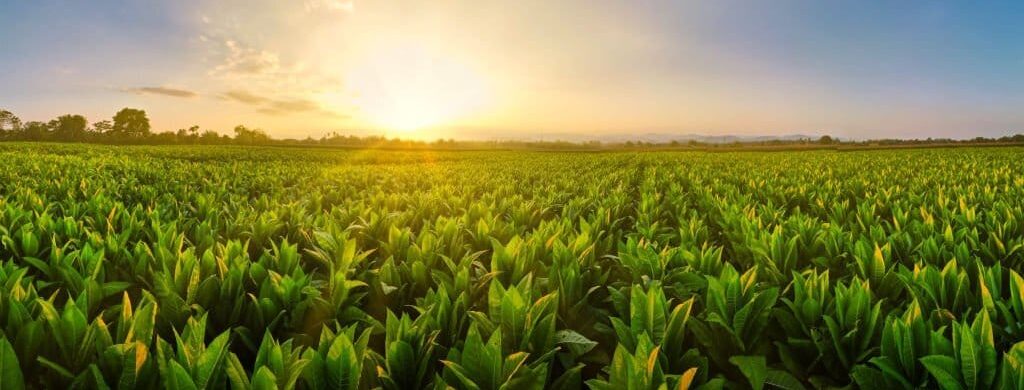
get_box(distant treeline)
[2,107,1024,150]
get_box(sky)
[2,1,1024,140]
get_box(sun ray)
[345,44,490,134]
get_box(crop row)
[0,143,1023,389]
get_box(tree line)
[0,108,271,145]
[2,107,1023,150]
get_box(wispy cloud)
[221,90,269,105]
[201,34,340,92]
[268,98,319,112]
[123,86,198,98]
[257,98,326,116]
[221,89,344,117]
[196,6,349,122]
[304,0,354,13]
[210,40,286,78]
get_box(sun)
[347,44,490,134]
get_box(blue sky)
[2,1,1023,139]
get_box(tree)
[199,130,221,144]
[818,135,835,145]
[183,125,200,144]
[20,121,49,141]
[0,109,21,133]
[92,120,112,134]
[233,125,270,145]
[111,108,151,138]
[50,114,88,141]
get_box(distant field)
[2,143,1024,388]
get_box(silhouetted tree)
[0,110,21,135]
[170,125,202,144]
[50,114,88,141]
[199,130,222,144]
[233,125,270,145]
[111,108,151,138]
[20,121,49,141]
[818,135,835,145]
[92,120,113,135]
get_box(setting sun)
[346,44,490,133]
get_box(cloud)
[203,36,340,93]
[123,86,198,98]
[221,89,345,117]
[304,0,354,13]
[221,90,269,105]
[256,107,286,116]
[211,40,285,78]
[197,10,349,119]
[268,98,319,112]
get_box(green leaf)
[441,361,481,390]
[957,324,979,390]
[730,355,767,390]
[385,340,415,382]
[501,351,530,384]
[37,356,75,379]
[555,329,597,356]
[129,300,157,345]
[73,364,111,390]
[116,341,150,389]
[868,356,913,389]
[252,366,278,390]
[851,365,888,389]
[194,331,231,389]
[920,356,964,390]
[326,332,361,390]
[664,299,694,356]
[0,337,25,390]
[764,369,806,390]
[167,360,200,390]
[225,353,251,390]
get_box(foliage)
[0,143,1022,388]
[111,108,151,138]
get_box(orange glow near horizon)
[5,2,1022,140]
[343,43,491,134]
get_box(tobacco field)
[2,143,1024,389]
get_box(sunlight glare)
[347,44,490,133]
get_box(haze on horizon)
[2,1,1023,140]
